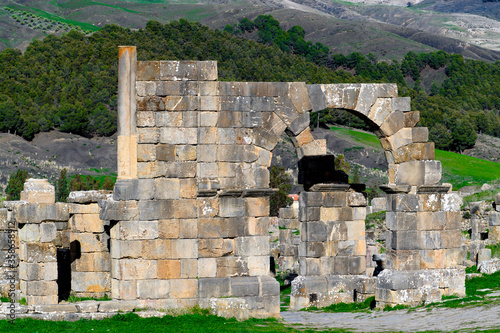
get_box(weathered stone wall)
[68,191,112,299]
[0,208,18,300]
[277,204,300,274]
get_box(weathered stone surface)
[19,243,56,263]
[394,161,442,186]
[20,179,55,205]
[14,203,69,224]
[67,191,112,204]
[100,200,139,221]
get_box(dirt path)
[281,304,500,332]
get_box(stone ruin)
[0,45,475,319]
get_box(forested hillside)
[0,17,499,152]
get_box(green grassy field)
[0,311,349,333]
[329,126,500,189]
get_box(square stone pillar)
[16,179,69,305]
[376,184,466,307]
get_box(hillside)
[1,0,500,62]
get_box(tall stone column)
[117,46,137,180]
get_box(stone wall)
[277,204,300,275]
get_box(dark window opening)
[57,248,71,301]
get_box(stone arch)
[270,83,442,187]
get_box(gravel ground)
[281,304,500,332]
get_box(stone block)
[246,197,270,217]
[19,243,56,263]
[420,249,446,269]
[118,259,158,280]
[137,127,160,144]
[18,223,40,242]
[14,203,70,224]
[386,249,421,270]
[158,260,181,279]
[404,111,420,128]
[198,198,219,218]
[110,239,142,259]
[235,236,269,257]
[20,179,55,205]
[23,280,58,296]
[137,279,170,299]
[198,238,225,258]
[100,200,139,221]
[299,192,323,207]
[346,220,365,240]
[287,112,310,136]
[307,221,328,242]
[198,218,224,238]
[216,257,249,277]
[198,258,217,278]
[179,178,197,199]
[160,127,197,145]
[163,161,197,178]
[290,126,315,148]
[307,84,327,112]
[348,256,365,275]
[71,272,110,293]
[170,279,198,299]
[391,97,411,112]
[297,140,327,159]
[69,214,103,233]
[138,200,173,221]
[171,239,198,259]
[158,219,180,239]
[441,193,462,212]
[154,178,180,200]
[247,217,270,236]
[70,232,108,253]
[412,127,428,143]
[418,193,442,212]
[39,223,57,242]
[347,192,367,207]
[142,239,171,259]
[68,203,100,215]
[490,212,500,226]
[117,220,159,240]
[299,207,320,222]
[441,230,461,249]
[219,197,247,218]
[180,259,197,278]
[379,111,404,137]
[368,98,393,126]
[199,277,230,298]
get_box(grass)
[486,243,500,258]
[365,210,386,229]
[461,189,498,208]
[67,294,111,303]
[330,126,382,149]
[0,311,351,333]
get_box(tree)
[56,168,69,202]
[5,169,28,200]
[429,123,453,150]
[102,176,115,190]
[269,165,293,217]
[452,119,477,152]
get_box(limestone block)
[347,192,367,207]
[137,144,156,162]
[418,193,441,212]
[19,262,43,281]
[155,112,182,127]
[228,276,258,297]
[40,223,57,242]
[137,279,170,299]
[394,161,441,186]
[394,142,435,163]
[136,81,155,96]
[26,295,58,305]
[118,220,159,240]
[198,127,217,144]
[14,203,70,224]
[299,207,320,222]
[368,98,393,126]
[137,111,155,127]
[200,81,219,96]
[198,238,230,258]
[170,279,198,299]
[307,84,327,112]
[352,207,367,221]
[385,249,421,270]
[297,140,327,159]
[274,97,299,127]
[198,258,217,278]
[180,178,197,199]
[137,127,159,144]
[420,249,446,269]
[138,200,173,221]
[217,111,243,127]
[118,259,158,280]
[171,239,198,259]
[346,220,365,240]
[242,111,264,128]
[217,145,258,163]
[235,236,269,257]
[379,128,412,152]
[163,161,197,178]
[198,218,224,238]
[23,280,58,296]
[19,243,56,263]
[69,214,103,233]
[142,239,171,259]
[18,224,40,242]
[441,193,462,212]
[199,112,218,127]
[154,144,175,162]
[219,197,247,218]
[172,199,198,219]
[379,111,404,137]
[20,179,55,204]
[247,217,270,236]
[288,82,312,113]
[70,233,108,253]
[288,112,310,136]
[404,111,420,128]
[110,239,142,259]
[490,212,500,226]
[137,61,160,81]
[306,221,328,242]
[391,97,411,112]
[158,219,180,239]
[158,260,181,279]
[71,272,110,293]
[248,256,269,276]
[69,203,100,215]
[441,230,461,248]
[246,197,270,217]
[198,197,219,218]
[252,127,280,151]
[154,178,180,200]
[100,200,139,221]
[113,179,154,201]
[111,279,136,300]
[160,127,197,145]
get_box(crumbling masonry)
[0,46,470,318]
